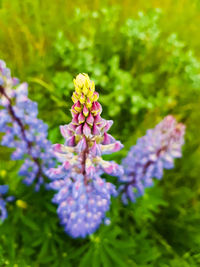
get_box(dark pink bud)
[65,135,75,147]
[98,119,107,129]
[90,141,101,156]
[102,133,115,145]
[113,141,123,152]
[72,113,79,125]
[94,114,102,124]
[104,120,113,132]
[71,104,78,115]
[78,112,85,124]
[60,125,73,138]
[77,137,87,152]
[95,102,102,114]
[83,123,91,137]
[53,144,62,153]
[91,101,102,115]
[75,124,83,135]
[71,109,78,118]
[86,112,94,126]
[92,124,100,135]
[83,104,89,117]
[74,101,82,112]
[68,123,77,132]
[91,102,98,114]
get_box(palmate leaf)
[92,248,101,267]
[79,246,94,267]
[132,182,168,225]
[66,242,90,265]
[0,245,5,266]
[20,214,40,231]
[103,244,128,267]
[37,240,49,260]
[80,224,136,267]
[100,245,112,267]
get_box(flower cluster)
[0,60,55,190]
[119,115,185,204]
[49,73,123,238]
[0,185,14,222]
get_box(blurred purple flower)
[119,115,185,204]
[0,185,14,222]
[0,60,55,190]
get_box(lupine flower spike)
[0,60,55,190]
[0,185,14,222]
[49,73,124,238]
[119,115,185,204]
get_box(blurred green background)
[0,0,200,266]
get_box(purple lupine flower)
[48,73,123,238]
[0,185,14,222]
[119,115,185,204]
[0,60,55,190]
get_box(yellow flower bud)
[72,74,98,108]
[82,85,88,95]
[16,200,28,209]
[87,89,93,98]
[79,93,86,104]
[74,73,89,89]
[72,92,79,103]
[0,170,6,178]
[92,92,99,102]
[86,98,92,108]
[90,81,95,92]
[75,86,82,95]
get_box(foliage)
[0,0,200,266]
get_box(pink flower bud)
[100,141,124,154]
[53,144,74,154]
[72,114,79,125]
[65,136,75,147]
[60,125,73,138]
[77,137,87,152]
[103,120,113,132]
[94,114,102,124]
[68,123,77,132]
[92,124,100,135]
[91,141,101,156]
[78,112,85,124]
[102,133,115,145]
[75,124,83,135]
[83,123,91,137]
[71,104,78,115]
[97,119,107,130]
[95,101,102,114]
[91,101,102,115]
[74,101,82,112]
[86,112,94,126]
[91,102,98,115]
[83,105,89,117]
